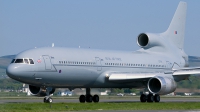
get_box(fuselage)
[6,47,186,88]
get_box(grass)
[0,102,200,112]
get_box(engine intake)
[147,76,177,95]
[138,33,149,47]
[137,33,163,49]
[29,85,55,97]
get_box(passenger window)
[29,59,34,64]
[15,59,24,63]
[11,59,15,63]
[24,59,29,64]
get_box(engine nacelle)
[147,76,177,95]
[137,33,163,49]
[29,85,55,97]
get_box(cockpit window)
[15,59,24,63]
[12,58,34,64]
[11,59,15,63]
[24,59,29,64]
[29,59,34,64]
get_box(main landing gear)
[140,93,160,102]
[79,88,99,103]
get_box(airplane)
[6,1,200,103]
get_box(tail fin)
[163,1,187,49]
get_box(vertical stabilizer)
[164,1,187,49]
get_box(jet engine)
[137,33,164,49]
[147,76,177,95]
[28,85,55,97]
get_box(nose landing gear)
[44,96,53,103]
[43,87,54,103]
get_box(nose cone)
[6,64,19,79]
[6,63,36,84]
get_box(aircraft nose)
[6,64,20,79]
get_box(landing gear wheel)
[92,94,99,103]
[44,97,53,103]
[44,97,47,103]
[79,95,86,103]
[154,94,160,102]
[147,94,154,102]
[86,95,93,103]
[47,97,53,103]
[140,94,147,102]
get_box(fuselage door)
[42,55,52,70]
[95,57,102,71]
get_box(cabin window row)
[105,63,145,66]
[105,63,166,68]
[148,64,166,67]
[59,61,95,65]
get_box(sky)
[0,0,200,57]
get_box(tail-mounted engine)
[147,76,177,95]
[137,33,164,49]
[29,85,55,97]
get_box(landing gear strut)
[140,93,160,103]
[79,88,99,103]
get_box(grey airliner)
[6,1,200,103]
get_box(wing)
[108,67,200,81]
[173,67,200,75]
[108,72,156,81]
